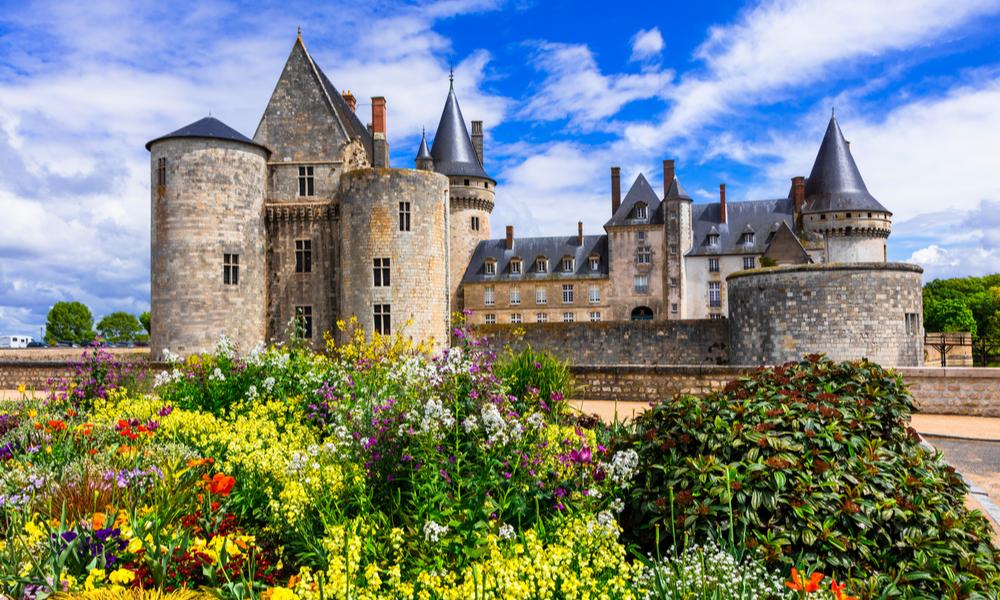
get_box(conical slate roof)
[430,80,491,180]
[665,175,692,200]
[146,116,268,152]
[802,116,888,215]
[415,129,432,161]
[605,173,663,227]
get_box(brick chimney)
[342,90,357,112]
[792,176,806,215]
[371,97,389,168]
[577,221,584,246]
[505,225,514,250]
[611,167,621,215]
[663,159,675,197]
[719,183,727,224]
[471,120,484,166]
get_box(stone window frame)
[634,275,649,294]
[398,202,411,232]
[484,313,496,325]
[484,286,496,306]
[743,256,756,270]
[156,157,167,187]
[708,257,720,273]
[589,311,601,322]
[740,231,755,245]
[562,284,574,304]
[374,304,391,335]
[707,233,720,246]
[634,203,648,220]
[562,312,574,323]
[535,288,547,305]
[471,216,480,231]
[223,253,239,286]
[709,281,722,307]
[373,257,391,287]
[510,286,521,305]
[484,259,497,276]
[560,256,575,273]
[671,303,678,314]
[510,258,522,275]
[510,313,522,324]
[636,247,652,265]
[535,257,548,273]
[905,312,919,336]
[637,230,646,243]
[588,285,600,304]
[295,239,312,274]
[294,305,313,339]
[298,165,315,197]
[536,312,548,323]
[588,255,600,271]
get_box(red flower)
[47,420,67,432]
[785,568,824,593]
[203,473,236,497]
[831,580,858,600]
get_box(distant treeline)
[923,274,1000,366]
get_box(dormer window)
[535,257,548,273]
[740,232,755,245]
[510,258,522,275]
[561,256,575,273]
[484,259,496,276]
[707,233,720,246]
[589,255,600,271]
[635,203,648,220]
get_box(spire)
[429,78,491,180]
[415,128,433,170]
[802,115,889,215]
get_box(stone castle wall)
[478,320,730,365]
[149,138,268,358]
[448,177,494,312]
[727,263,924,366]
[339,169,451,346]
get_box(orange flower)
[831,580,858,600]
[117,445,137,455]
[92,512,107,529]
[785,568,824,593]
[47,420,67,432]
[203,473,236,497]
[187,457,214,468]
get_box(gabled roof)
[605,173,663,227]
[803,115,889,215]
[763,221,811,265]
[430,80,492,180]
[463,235,609,283]
[688,198,794,256]
[312,60,373,152]
[145,116,269,153]
[415,129,432,161]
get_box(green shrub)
[494,345,573,416]
[621,355,1000,597]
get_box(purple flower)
[439,469,451,483]
[502,472,512,479]
[157,405,173,417]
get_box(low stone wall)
[478,320,730,365]
[0,349,153,391]
[898,367,1000,417]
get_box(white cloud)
[908,245,1000,282]
[630,27,664,62]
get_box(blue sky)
[1,0,999,336]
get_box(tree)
[45,301,96,345]
[924,298,977,336]
[140,311,151,334]
[97,312,144,344]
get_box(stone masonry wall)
[727,263,924,366]
[449,177,494,312]
[478,320,730,365]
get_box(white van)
[0,335,33,348]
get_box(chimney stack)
[577,221,584,246]
[663,159,675,197]
[719,184,727,224]
[471,120,484,166]
[505,225,514,250]
[371,97,389,168]
[611,167,622,215]
[342,90,357,112]
[791,176,806,215]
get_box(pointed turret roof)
[605,173,663,227]
[430,78,491,180]
[416,129,432,161]
[145,116,269,153]
[802,116,888,215]
[664,175,692,201]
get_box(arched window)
[630,306,654,321]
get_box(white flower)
[526,412,545,430]
[216,334,237,359]
[245,342,266,366]
[246,385,258,400]
[419,398,455,435]
[209,367,226,382]
[608,449,639,485]
[480,404,509,445]
[461,415,478,432]
[610,497,625,513]
[161,348,181,364]
[423,520,449,543]
[586,510,618,537]
[262,377,276,392]
[498,523,516,540]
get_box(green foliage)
[139,311,151,334]
[621,355,1000,597]
[495,345,573,417]
[924,274,1000,365]
[760,256,778,268]
[45,301,95,345]
[924,298,977,336]
[97,312,144,344]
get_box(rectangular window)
[562,284,574,304]
[709,282,721,307]
[484,314,496,324]
[298,166,315,197]
[741,232,755,245]
[634,275,648,293]
[637,247,651,264]
[535,258,548,273]
[295,239,312,273]
[669,244,678,255]
[535,288,547,304]
[589,285,600,304]
[562,312,574,323]
[710,313,724,320]
[589,311,601,322]
[485,260,496,275]
[223,253,239,285]
[536,312,548,323]
[295,306,313,339]
[561,257,574,272]
[670,277,678,288]
[671,303,678,314]
[905,313,919,336]
[398,202,411,231]
[471,216,480,231]
[373,257,391,287]
[374,304,391,335]
[510,287,521,305]
[708,258,720,273]
[510,313,522,324]
[510,260,522,275]
[743,256,756,270]
[637,231,646,242]
[484,286,495,306]
[156,157,167,187]
[636,205,648,219]
[589,257,599,271]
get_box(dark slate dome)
[145,116,269,153]
[429,80,492,181]
[802,116,888,215]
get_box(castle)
[147,34,924,366]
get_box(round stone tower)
[801,115,892,263]
[426,77,495,312]
[339,168,450,346]
[146,117,269,358]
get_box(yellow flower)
[84,568,106,591]
[27,409,37,418]
[264,587,299,600]
[107,568,135,586]
[17,384,26,395]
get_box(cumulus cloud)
[630,27,664,61]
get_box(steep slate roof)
[463,235,609,283]
[803,116,889,215]
[429,81,492,180]
[145,116,269,153]
[415,129,432,161]
[664,175,692,200]
[605,173,664,227]
[688,198,795,256]
[313,62,373,152]
[763,221,811,265]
